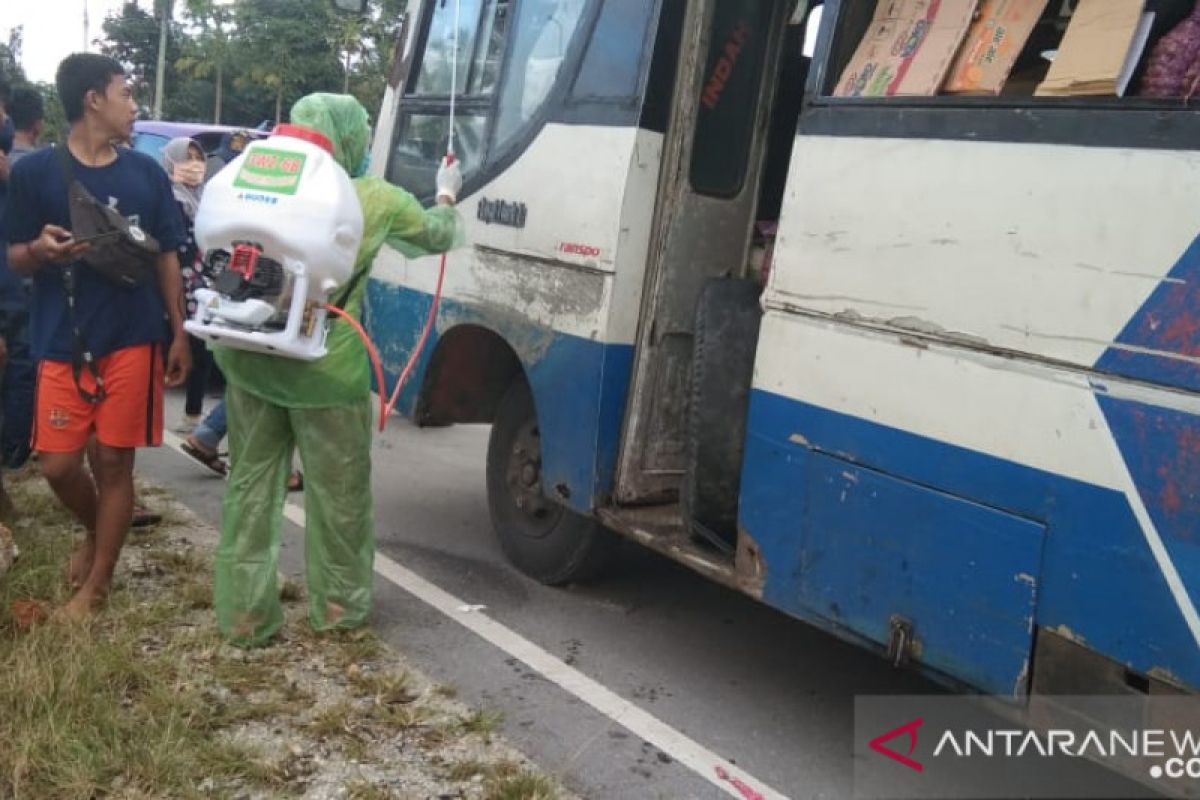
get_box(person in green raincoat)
[213,93,462,647]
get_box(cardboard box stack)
[834,0,1157,98]
[833,0,980,97]
[945,0,1051,95]
[1034,0,1152,96]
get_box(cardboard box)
[945,0,1050,94]
[1035,0,1148,96]
[833,0,980,97]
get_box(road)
[135,392,1135,800]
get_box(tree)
[336,0,408,118]
[233,0,343,124]
[100,1,182,117]
[35,83,67,143]
[178,0,235,122]
[0,26,27,88]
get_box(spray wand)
[326,0,459,433]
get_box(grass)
[371,702,435,733]
[309,700,360,740]
[148,548,208,578]
[444,759,565,799]
[459,707,505,737]
[483,768,561,800]
[447,758,492,781]
[347,780,395,800]
[0,482,270,798]
[349,668,418,706]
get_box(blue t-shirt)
[0,146,186,361]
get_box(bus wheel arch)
[414,324,523,426]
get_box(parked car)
[132,121,269,173]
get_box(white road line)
[161,431,789,800]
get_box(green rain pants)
[215,384,374,647]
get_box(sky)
[2,1,182,84]
[5,1,824,85]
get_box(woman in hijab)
[160,137,213,433]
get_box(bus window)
[470,0,510,95]
[393,113,488,182]
[388,0,510,200]
[415,0,486,95]
[689,1,778,199]
[571,0,658,101]
[495,0,589,142]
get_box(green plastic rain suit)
[213,93,461,647]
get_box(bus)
[360,0,1200,734]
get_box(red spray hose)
[325,155,456,433]
[322,303,389,426]
[322,247,449,433]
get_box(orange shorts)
[33,343,164,453]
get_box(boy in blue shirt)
[2,54,190,619]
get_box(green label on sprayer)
[233,148,307,195]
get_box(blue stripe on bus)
[739,389,1200,692]
[1095,233,1200,395]
[1093,233,1200,627]
[365,279,634,514]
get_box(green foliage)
[80,0,407,127]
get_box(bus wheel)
[487,379,612,585]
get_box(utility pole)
[153,0,169,119]
[83,0,90,51]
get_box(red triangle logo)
[869,717,924,772]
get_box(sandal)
[287,470,304,493]
[181,438,228,477]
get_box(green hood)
[289,93,370,177]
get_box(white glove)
[436,156,462,204]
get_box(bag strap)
[55,145,107,405]
[62,266,107,405]
[55,142,77,199]
[331,267,366,311]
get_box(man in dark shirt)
[1,54,190,618]
[0,86,46,476]
[0,76,15,517]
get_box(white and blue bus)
[361,0,1200,718]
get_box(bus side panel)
[739,311,1200,693]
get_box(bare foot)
[66,539,96,590]
[56,587,107,621]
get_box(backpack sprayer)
[186,123,364,361]
[186,0,462,432]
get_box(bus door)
[614,0,791,505]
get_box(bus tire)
[487,379,612,585]
[682,277,763,551]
